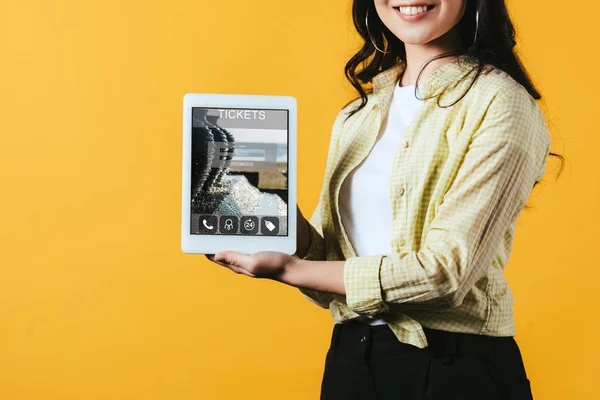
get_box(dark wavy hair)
[344,0,565,187]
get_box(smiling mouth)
[394,5,435,16]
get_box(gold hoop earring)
[365,6,390,54]
[472,10,480,47]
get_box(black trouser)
[320,320,533,400]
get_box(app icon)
[219,215,239,234]
[260,217,279,235]
[240,216,259,234]
[199,215,218,234]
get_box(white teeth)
[398,5,430,15]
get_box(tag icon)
[260,217,279,235]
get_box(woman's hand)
[205,251,300,282]
[205,251,347,295]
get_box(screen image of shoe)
[190,106,288,236]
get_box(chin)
[397,32,438,46]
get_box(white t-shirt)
[339,83,424,326]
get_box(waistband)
[330,320,514,361]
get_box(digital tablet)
[181,93,297,255]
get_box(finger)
[213,259,256,277]
[214,251,253,266]
[231,265,256,277]
[208,253,251,274]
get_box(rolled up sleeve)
[298,214,333,308]
[297,110,347,309]
[343,89,551,317]
[301,221,325,261]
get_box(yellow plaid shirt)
[299,54,551,349]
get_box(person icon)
[218,216,240,234]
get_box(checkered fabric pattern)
[298,54,551,348]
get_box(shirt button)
[398,237,405,246]
[397,186,405,195]
[402,140,409,148]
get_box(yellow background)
[0,0,596,398]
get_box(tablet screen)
[190,107,288,237]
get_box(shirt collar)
[371,54,479,116]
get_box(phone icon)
[202,219,214,230]
[198,215,218,234]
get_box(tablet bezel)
[181,93,297,255]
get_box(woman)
[207,0,564,398]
